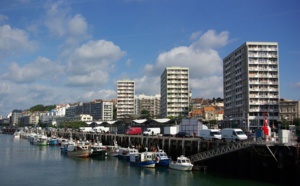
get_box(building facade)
[10,109,23,126]
[279,99,300,124]
[117,80,135,119]
[223,42,280,130]
[135,94,161,118]
[65,100,113,121]
[102,101,114,121]
[160,67,189,118]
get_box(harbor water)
[0,134,280,186]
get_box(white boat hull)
[169,163,193,171]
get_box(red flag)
[263,118,269,135]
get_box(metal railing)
[189,141,255,163]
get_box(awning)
[153,118,170,123]
[107,121,117,125]
[132,119,147,124]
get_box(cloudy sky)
[0,0,299,117]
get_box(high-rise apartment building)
[223,42,280,130]
[135,94,161,118]
[160,67,189,118]
[65,100,113,121]
[10,109,22,126]
[117,80,135,119]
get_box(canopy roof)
[152,118,170,123]
[132,119,147,124]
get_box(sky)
[0,0,299,117]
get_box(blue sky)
[0,0,299,117]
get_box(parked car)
[175,132,192,138]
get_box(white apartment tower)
[160,67,189,118]
[117,80,135,119]
[223,42,280,130]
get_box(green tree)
[293,118,300,126]
[29,104,56,112]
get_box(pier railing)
[188,137,298,163]
[189,141,255,163]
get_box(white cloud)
[44,1,89,38]
[189,31,202,41]
[77,89,117,102]
[191,30,229,50]
[66,40,126,86]
[44,1,69,37]
[0,25,36,56]
[133,76,161,95]
[190,76,223,98]
[0,14,8,22]
[0,82,11,95]
[142,29,229,98]
[293,82,300,88]
[66,71,109,87]
[2,57,63,83]
[68,14,88,36]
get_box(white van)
[221,128,248,142]
[143,128,161,136]
[79,127,94,133]
[199,129,221,141]
[93,126,109,133]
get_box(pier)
[49,131,299,185]
[3,128,299,185]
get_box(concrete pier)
[49,131,299,185]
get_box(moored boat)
[13,130,21,139]
[66,140,90,158]
[89,142,107,158]
[57,137,69,146]
[106,141,119,157]
[32,134,48,146]
[130,152,156,168]
[154,149,170,167]
[118,147,139,161]
[169,155,193,171]
[48,136,58,145]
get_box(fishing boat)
[13,130,21,139]
[118,147,139,161]
[48,136,58,145]
[154,149,170,167]
[106,140,119,157]
[89,142,107,158]
[66,140,90,158]
[57,137,69,146]
[169,155,193,171]
[32,134,48,146]
[130,152,156,168]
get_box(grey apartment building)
[160,67,189,118]
[223,42,280,130]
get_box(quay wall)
[51,131,299,185]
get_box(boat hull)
[130,161,156,168]
[156,159,170,167]
[48,139,58,145]
[169,163,193,171]
[67,150,90,158]
[89,148,107,158]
